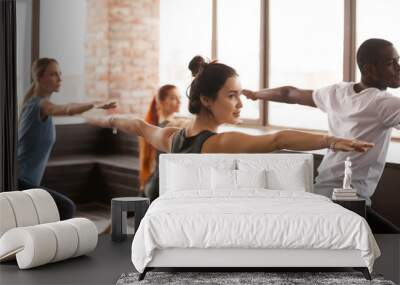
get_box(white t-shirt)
[312,82,400,205]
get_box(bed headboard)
[159,153,314,195]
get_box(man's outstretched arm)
[242,86,316,107]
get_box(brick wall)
[85,0,159,117]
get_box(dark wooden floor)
[0,235,134,285]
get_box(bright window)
[217,0,261,120]
[40,0,87,124]
[356,0,400,137]
[159,0,212,116]
[268,0,344,130]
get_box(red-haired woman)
[140,85,183,201]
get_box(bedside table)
[332,198,366,218]
[111,197,150,242]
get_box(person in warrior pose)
[242,38,400,206]
[140,84,188,201]
[18,58,115,219]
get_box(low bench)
[41,124,141,204]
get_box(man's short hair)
[356,38,393,74]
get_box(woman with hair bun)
[140,84,183,201]
[18,58,115,219]
[87,56,374,192]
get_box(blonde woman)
[18,58,115,219]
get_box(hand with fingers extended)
[241,89,259,101]
[93,101,117,110]
[328,136,374,153]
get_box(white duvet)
[131,190,380,273]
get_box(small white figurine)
[342,157,352,189]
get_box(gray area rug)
[116,271,396,285]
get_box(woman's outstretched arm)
[202,130,373,153]
[40,99,116,117]
[85,115,179,153]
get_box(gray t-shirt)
[17,97,56,186]
[312,82,400,205]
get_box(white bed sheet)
[131,190,380,273]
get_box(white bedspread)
[131,190,380,273]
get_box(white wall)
[40,0,87,124]
[16,0,32,115]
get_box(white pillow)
[167,162,212,192]
[238,159,308,191]
[212,168,237,190]
[265,162,307,191]
[236,169,267,189]
[211,169,268,190]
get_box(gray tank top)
[17,97,56,186]
[171,128,216,153]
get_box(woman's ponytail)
[21,83,36,112]
[139,96,159,189]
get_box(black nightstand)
[332,198,366,218]
[111,197,150,242]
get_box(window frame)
[213,0,352,126]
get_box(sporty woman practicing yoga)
[18,58,115,219]
[140,84,183,201]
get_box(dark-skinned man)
[243,38,400,231]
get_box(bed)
[131,154,380,280]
